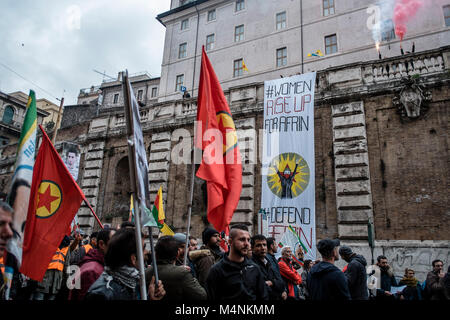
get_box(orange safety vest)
[0,256,4,275]
[48,247,69,272]
[83,244,93,254]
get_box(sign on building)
[261,73,317,261]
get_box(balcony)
[363,49,445,83]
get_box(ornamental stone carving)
[393,76,432,120]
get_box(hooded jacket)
[206,254,268,301]
[192,245,224,288]
[343,254,369,300]
[70,248,105,300]
[306,261,351,300]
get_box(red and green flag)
[149,186,173,235]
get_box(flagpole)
[51,97,64,144]
[83,199,104,229]
[147,226,159,284]
[183,146,196,266]
[122,70,148,300]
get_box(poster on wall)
[61,142,81,182]
[261,72,317,261]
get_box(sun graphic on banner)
[216,111,238,155]
[267,153,310,199]
[36,180,62,219]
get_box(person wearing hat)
[339,246,369,300]
[306,238,351,300]
[191,226,224,288]
[173,233,197,278]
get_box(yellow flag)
[242,60,249,72]
[128,194,134,222]
[160,223,174,236]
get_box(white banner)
[261,73,317,261]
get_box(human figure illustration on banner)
[276,160,300,199]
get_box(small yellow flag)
[160,223,174,236]
[242,60,249,72]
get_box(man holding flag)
[195,46,242,245]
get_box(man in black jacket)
[251,234,286,300]
[205,224,268,301]
[307,238,351,300]
[339,246,368,300]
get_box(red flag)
[196,46,242,236]
[19,126,86,281]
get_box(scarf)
[104,266,140,290]
[401,277,418,287]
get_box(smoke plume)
[393,0,425,40]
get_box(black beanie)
[202,226,219,245]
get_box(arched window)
[2,105,15,124]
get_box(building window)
[181,18,189,30]
[0,136,9,146]
[235,0,245,12]
[206,34,215,51]
[444,5,450,26]
[175,74,184,92]
[2,105,14,124]
[276,47,287,67]
[381,19,396,42]
[325,34,337,55]
[233,59,244,77]
[235,25,244,42]
[113,93,119,104]
[151,87,158,98]
[179,43,187,59]
[323,0,335,17]
[276,11,286,30]
[207,9,216,22]
[137,89,143,101]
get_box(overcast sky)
[0,0,170,106]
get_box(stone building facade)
[157,0,450,101]
[0,50,448,281]
[16,46,444,280]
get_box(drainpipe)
[191,3,200,97]
[300,0,304,74]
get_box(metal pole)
[51,97,64,144]
[122,71,147,300]
[300,0,304,74]
[132,196,148,300]
[148,226,159,284]
[183,139,197,266]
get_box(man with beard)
[251,234,286,300]
[339,246,368,300]
[266,237,280,274]
[425,259,446,300]
[307,239,351,300]
[192,227,224,287]
[205,224,268,301]
[367,255,398,300]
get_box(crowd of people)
[1,201,450,301]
